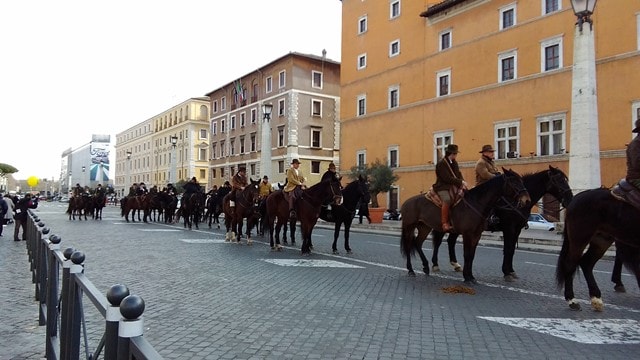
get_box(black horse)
[400,168,531,283]
[431,166,573,281]
[319,175,370,254]
[206,187,230,229]
[556,187,640,311]
[93,192,107,220]
[181,192,205,230]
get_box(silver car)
[526,213,555,231]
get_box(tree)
[0,163,19,178]
[349,159,399,208]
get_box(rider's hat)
[479,144,496,153]
[633,119,640,133]
[263,175,269,180]
[445,144,459,154]
[191,177,197,181]
[291,158,300,165]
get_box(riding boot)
[441,203,452,232]
[288,194,296,219]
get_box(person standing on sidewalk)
[13,193,38,241]
[2,194,14,226]
[0,193,8,237]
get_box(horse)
[180,192,205,230]
[319,175,370,254]
[223,179,261,244]
[66,195,87,220]
[266,177,343,254]
[93,192,107,220]
[400,168,530,283]
[430,166,573,281]
[556,187,640,311]
[121,195,150,222]
[206,187,230,229]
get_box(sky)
[0,0,342,181]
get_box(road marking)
[139,229,181,232]
[181,239,227,244]
[479,317,640,344]
[113,222,147,225]
[525,261,631,277]
[261,259,364,268]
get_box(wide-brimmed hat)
[479,144,496,153]
[238,166,246,172]
[633,119,640,133]
[328,162,336,169]
[445,144,459,154]
[263,175,269,180]
[291,159,300,164]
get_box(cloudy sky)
[0,0,342,181]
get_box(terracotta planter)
[369,207,385,223]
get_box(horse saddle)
[424,186,464,208]
[611,178,640,210]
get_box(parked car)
[526,213,555,231]
[58,196,69,203]
[383,209,402,220]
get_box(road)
[17,202,640,359]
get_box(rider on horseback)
[259,176,272,200]
[229,167,248,208]
[73,183,83,197]
[183,177,201,198]
[284,159,306,219]
[434,144,468,232]
[627,119,640,190]
[95,183,105,196]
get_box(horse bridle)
[464,173,529,220]
[545,171,572,209]
[236,186,259,209]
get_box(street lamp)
[568,0,600,194]
[170,135,178,184]
[82,165,86,186]
[126,150,132,195]
[260,103,273,179]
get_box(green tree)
[0,163,19,178]
[349,158,399,208]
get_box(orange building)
[340,0,640,214]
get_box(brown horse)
[223,179,261,244]
[121,195,150,222]
[400,168,530,283]
[66,195,88,220]
[266,177,342,254]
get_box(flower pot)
[369,207,385,224]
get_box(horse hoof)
[464,278,477,285]
[346,249,352,255]
[591,297,604,312]
[451,262,462,272]
[423,268,430,276]
[247,241,253,246]
[283,240,289,245]
[432,265,440,272]
[301,252,311,257]
[408,271,416,277]
[507,272,519,279]
[276,245,283,251]
[614,284,626,293]
[568,299,582,311]
[332,250,339,255]
[504,274,516,282]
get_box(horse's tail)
[120,197,127,217]
[555,224,571,289]
[65,201,72,215]
[400,222,416,259]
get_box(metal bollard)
[105,284,130,360]
[59,247,76,360]
[45,234,62,359]
[117,294,145,360]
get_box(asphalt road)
[7,202,640,359]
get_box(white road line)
[525,261,631,277]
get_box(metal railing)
[25,210,163,360]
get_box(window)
[200,169,205,179]
[434,132,453,163]
[240,112,246,127]
[541,36,563,72]
[388,86,399,109]
[437,69,451,97]
[212,122,217,135]
[632,101,640,136]
[389,39,400,57]
[356,151,366,169]
[220,141,225,157]
[220,167,225,178]
[221,119,226,133]
[278,160,285,174]
[357,53,367,70]
[212,169,216,179]
[250,163,256,176]
[537,115,565,156]
[199,148,207,161]
[211,143,217,159]
[265,76,273,93]
[439,30,451,51]
[199,129,207,139]
[213,100,218,113]
[230,115,236,130]
[278,99,286,116]
[221,97,226,110]
[357,95,366,117]
[278,126,285,147]
[495,121,520,159]
[543,0,560,14]
[251,108,257,124]
[311,128,321,148]
[498,50,517,82]
[230,138,235,155]
[279,70,286,89]
[358,16,367,34]
[390,0,400,19]
[240,136,246,154]
[500,4,516,30]
[388,146,399,168]
[311,99,322,117]
[250,133,256,152]
[312,71,323,89]
[311,161,321,174]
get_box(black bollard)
[117,294,146,359]
[105,285,130,360]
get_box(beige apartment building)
[115,97,211,195]
[206,52,341,187]
[340,0,640,213]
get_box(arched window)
[199,105,208,120]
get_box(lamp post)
[260,103,273,179]
[170,135,178,185]
[82,165,86,187]
[68,171,72,196]
[126,150,132,196]
[568,0,599,194]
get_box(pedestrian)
[14,193,38,241]
[433,144,467,232]
[284,159,306,218]
[0,193,8,237]
[2,194,13,226]
[475,144,501,186]
[626,119,640,189]
[358,199,371,224]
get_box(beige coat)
[284,167,305,192]
[475,156,500,186]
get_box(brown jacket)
[231,173,248,190]
[475,156,500,186]
[433,157,463,192]
[284,168,305,192]
[626,134,640,180]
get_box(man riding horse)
[284,158,306,219]
[229,167,249,212]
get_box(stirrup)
[442,223,452,232]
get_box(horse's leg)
[579,238,611,312]
[612,245,626,293]
[431,230,444,272]
[282,219,288,245]
[332,221,341,254]
[414,223,431,275]
[446,233,462,272]
[344,218,353,254]
[461,233,482,284]
[290,219,297,246]
[502,228,520,281]
[300,222,312,256]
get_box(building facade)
[115,98,210,195]
[340,0,640,212]
[60,135,112,195]
[206,52,341,187]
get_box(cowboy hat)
[479,144,496,153]
[445,144,459,154]
[633,119,640,133]
[291,159,300,164]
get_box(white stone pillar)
[260,107,272,179]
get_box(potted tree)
[349,159,399,223]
